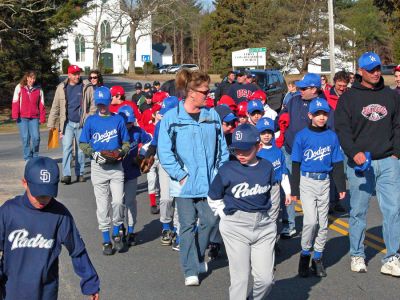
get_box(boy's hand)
[291,196,298,202]
[89,293,99,300]
[339,192,346,200]
[353,152,366,165]
[285,195,292,206]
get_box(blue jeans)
[62,120,85,177]
[17,118,40,161]
[347,156,400,261]
[281,146,296,231]
[175,197,217,277]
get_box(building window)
[75,35,85,62]
[101,20,111,49]
[321,59,330,72]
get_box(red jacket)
[12,84,46,123]
[323,87,339,110]
[109,100,143,127]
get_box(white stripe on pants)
[300,175,330,252]
[124,178,138,227]
[91,160,125,231]
[220,210,276,300]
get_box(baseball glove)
[140,155,155,173]
[92,150,121,164]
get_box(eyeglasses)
[192,88,210,95]
[89,76,98,80]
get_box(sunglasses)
[192,88,210,95]
[89,76,98,80]
[299,87,312,91]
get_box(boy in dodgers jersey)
[0,157,99,299]
[208,124,276,300]
[256,117,291,224]
[291,98,346,278]
[79,86,130,255]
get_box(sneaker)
[208,243,221,260]
[150,205,160,214]
[381,255,400,277]
[172,240,180,252]
[311,259,327,277]
[351,256,367,273]
[161,230,172,246]
[334,203,346,212]
[112,235,126,253]
[127,233,137,247]
[60,176,71,185]
[77,175,86,183]
[199,262,208,274]
[298,254,311,277]
[280,228,296,239]
[185,275,199,286]
[102,242,114,255]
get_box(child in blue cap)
[208,123,276,300]
[291,97,346,277]
[0,157,100,299]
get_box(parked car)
[168,64,199,74]
[166,64,181,74]
[158,64,172,74]
[381,64,397,75]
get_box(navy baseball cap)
[256,117,275,133]
[144,91,153,99]
[247,100,265,114]
[135,82,142,89]
[159,96,179,115]
[309,98,331,114]
[153,81,160,86]
[231,124,260,150]
[215,105,237,123]
[295,73,321,88]
[118,105,136,123]
[358,52,381,71]
[94,86,111,106]
[24,157,59,197]
[144,83,152,89]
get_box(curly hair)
[175,69,210,97]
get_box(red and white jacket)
[12,84,46,123]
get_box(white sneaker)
[199,262,208,274]
[381,256,400,277]
[351,256,367,273]
[185,276,199,286]
[280,228,296,239]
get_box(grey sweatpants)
[125,178,138,227]
[147,156,160,195]
[91,160,125,231]
[220,211,276,300]
[300,175,330,252]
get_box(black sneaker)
[311,259,327,277]
[150,205,160,214]
[298,254,311,277]
[161,229,172,246]
[127,233,137,246]
[112,235,126,253]
[77,175,86,183]
[60,176,71,185]
[102,242,114,255]
[208,243,221,260]
[334,203,346,213]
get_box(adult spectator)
[132,82,144,104]
[335,52,400,276]
[214,71,235,103]
[393,65,400,95]
[47,65,96,185]
[227,70,258,104]
[161,78,186,99]
[348,72,355,87]
[88,69,103,89]
[320,74,331,91]
[158,69,229,286]
[12,70,45,161]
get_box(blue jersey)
[257,145,288,182]
[80,113,129,152]
[0,194,99,299]
[123,126,152,181]
[291,127,343,173]
[208,159,275,215]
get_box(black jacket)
[214,80,234,102]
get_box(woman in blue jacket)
[158,69,229,286]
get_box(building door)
[100,53,113,70]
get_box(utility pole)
[328,0,335,80]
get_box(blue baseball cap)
[247,100,264,114]
[94,86,111,106]
[354,152,372,175]
[231,124,260,150]
[256,117,275,133]
[24,157,59,197]
[309,97,331,114]
[358,52,381,71]
[295,73,321,89]
[215,105,237,123]
[118,105,136,123]
[159,96,179,115]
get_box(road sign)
[141,55,151,62]
[232,48,266,68]
[249,47,266,53]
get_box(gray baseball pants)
[220,210,276,300]
[300,175,330,252]
[91,160,125,231]
[124,178,138,227]
[269,183,281,224]
[159,163,174,224]
[147,156,160,195]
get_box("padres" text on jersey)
[231,183,271,199]
[8,229,54,250]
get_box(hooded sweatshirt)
[334,77,400,160]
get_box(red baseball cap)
[394,65,400,73]
[152,91,169,103]
[110,85,125,97]
[249,90,267,102]
[67,65,82,74]
[218,95,237,112]
[237,101,248,117]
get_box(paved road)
[1,76,398,299]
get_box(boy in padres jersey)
[79,86,130,256]
[291,98,346,278]
[0,157,99,299]
[208,124,276,300]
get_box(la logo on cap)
[253,102,257,107]
[40,169,51,183]
[369,55,376,62]
[264,120,269,125]
[98,91,104,98]
[317,101,322,107]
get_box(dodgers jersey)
[0,194,99,299]
[291,127,343,173]
[80,113,129,152]
[208,159,275,215]
[257,145,288,182]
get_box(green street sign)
[249,47,266,53]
